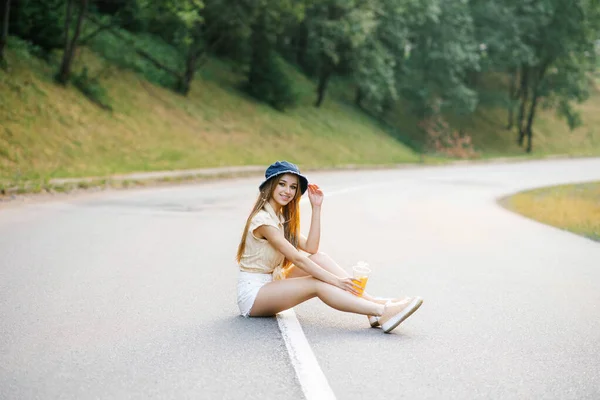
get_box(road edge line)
[276,309,337,400]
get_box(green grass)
[0,36,419,186]
[377,72,600,159]
[502,182,600,242]
[448,73,600,158]
[86,27,184,89]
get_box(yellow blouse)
[239,202,287,280]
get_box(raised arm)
[256,224,359,295]
[299,183,323,254]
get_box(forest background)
[1,0,599,191]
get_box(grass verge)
[501,182,600,242]
[0,168,264,202]
[0,36,419,188]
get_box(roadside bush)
[5,36,42,61]
[10,0,64,57]
[245,54,297,112]
[420,115,478,159]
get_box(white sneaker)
[368,315,380,327]
[367,296,409,328]
[379,297,423,333]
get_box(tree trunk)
[523,61,550,153]
[56,0,88,85]
[314,4,342,108]
[315,62,332,108]
[524,91,539,153]
[176,22,204,96]
[355,87,363,108]
[57,0,74,83]
[517,66,529,146]
[380,95,393,119]
[248,10,269,90]
[507,67,519,130]
[179,44,199,96]
[0,0,10,68]
[296,20,308,70]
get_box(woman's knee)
[285,275,321,296]
[306,276,322,293]
[294,276,322,297]
[312,278,336,296]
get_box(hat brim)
[259,170,308,195]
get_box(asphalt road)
[1,158,599,399]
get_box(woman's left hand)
[307,183,324,207]
[336,277,362,296]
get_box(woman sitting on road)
[236,160,423,333]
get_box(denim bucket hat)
[259,160,309,195]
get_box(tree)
[515,0,599,152]
[9,0,65,57]
[0,0,10,68]
[351,0,402,113]
[399,0,479,118]
[178,24,203,95]
[244,0,304,110]
[470,0,599,152]
[311,0,376,107]
[352,39,396,113]
[92,0,204,94]
[468,0,535,129]
[56,0,89,85]
[163,0,204,95]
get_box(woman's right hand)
[337,277,362,296]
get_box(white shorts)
[237,271,273,317]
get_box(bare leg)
[286,252,389,304]
[249,276,385,317]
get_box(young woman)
[236,160,423,333]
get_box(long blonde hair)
[236,175,301,272]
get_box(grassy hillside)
[368,76,600,159]
[450,74,600,158]
[0,38,420,188]
[1,34,599,189]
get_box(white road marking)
[277,309,337,400]
[300,183,385,204]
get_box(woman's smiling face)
[271,174,299,207]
